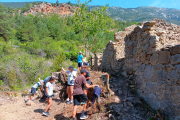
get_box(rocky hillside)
[23,3,77,16]
[2,2,180,25]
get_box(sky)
[1,0,180,9]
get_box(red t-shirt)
[73,75,87,95]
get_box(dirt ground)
[0,71,155,120]
[0,71,111,120]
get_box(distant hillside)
[0,2,33,8]
[1,2,180,25]
[88,6,180,25]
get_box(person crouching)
[42,76,56,116]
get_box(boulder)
[176,65,180,73]
[144,21,156,26]
[170,45,180,55]
[158,51,171,64]
[154,70,166,81]
[150,53,158,66]
[166,70,178,80]
[143,65,154,80]
[171,54,180,65]
[134,26,142,33]
[26,100,35,106]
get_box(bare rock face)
[101,19,180,119]
[25,2,77,16]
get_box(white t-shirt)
[67,71,77,85]
[32,80,44,89]
[45,82,54,96]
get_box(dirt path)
[0,71,154,120]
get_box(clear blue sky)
[1,0,180,9]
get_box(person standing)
[77,51,83,70]
[82,54,88,66]
[43,76,56,116]
[72,69,99,120]
[61,66,77,104]
[82,66,91,96]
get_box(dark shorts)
[31,87,36,94]
[67,84,74,86]
[83,63,89,66]
[78,62,83,67]
[46,95,54,98]
[73,94,88,105]
[93,94,98,104]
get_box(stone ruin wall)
[101,19,180,119]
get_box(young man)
[77,51,83,70]
[81,66,91,103]
[72,69,99,120]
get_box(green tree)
[16,16,37,42]
[73,0,113,56]
[36,21,50,39]
[0,4,12,41]
[56,0,60,6]
[67,1,73,6]
[8,7,14,14]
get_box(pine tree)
[0,4,12,41]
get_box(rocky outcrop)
[101,19,180,119]
[25,2,77,16]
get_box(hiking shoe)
[80,115,88,119]
[47,112,51,116]
[67,101,73,104]
[43,112,50,116]
[81,102,85,105]
[66,98,70,102]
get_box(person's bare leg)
[70,86,74,101]
[73,105,77,118]
[83,100,88,111]
[83,89,87,96]
[66,86,70,99]
[29,94,34,100]
[45,98,52,112]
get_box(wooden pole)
[106,74,110,97]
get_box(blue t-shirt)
[94,86,102,96]
[32,80,44,89]
[44,76,50,84]
[85,71,91,84]
[77,55,83,63]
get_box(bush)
[52,52,66,72]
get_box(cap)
[80,69,86,74]
[51,76,58,80]
[79,51,82,54]
[68,66,74,69]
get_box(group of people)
[29,51,100,119]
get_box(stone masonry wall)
[101,19,180,119]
